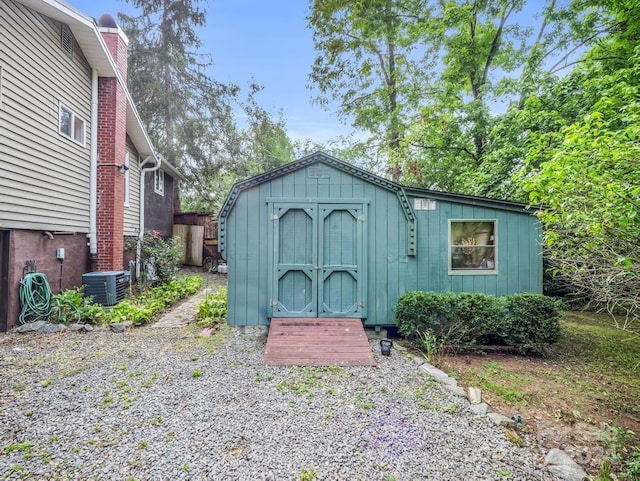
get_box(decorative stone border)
[393,341,587,481]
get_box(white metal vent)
[61,25,74,58]
[414,198,436,211]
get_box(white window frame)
[124,151,130,206]
[448,219,498,275]
[58,102,86,146]
[154,169,164,196]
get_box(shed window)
[59,103,85,146]
[449,220,497,274]
[154,169,164,195]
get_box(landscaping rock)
[544,448,587,481]
[69,323,94,333]
[467,386,482,404]
[418,363,451,383]
[469,403,489,416]
[443,384,466,397]
[412,355,425,366]
[110,321,132,333]
[199,327,215,338]
[39,323,66,334]
[15,320,47,333]
[392,341,407,352]
[487,412,516,427]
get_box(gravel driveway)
[0,318,556,480]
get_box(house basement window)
[449,220,497,274]
[58,103,85,146]
[154,169,164,195]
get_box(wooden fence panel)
[172,224,204,266]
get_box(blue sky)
[67,0,349,143]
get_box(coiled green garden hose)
[18,273,53,325]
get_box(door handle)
[315,265,322,270]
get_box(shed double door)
[270,202,366,318]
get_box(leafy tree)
[401,0,610,195]
[308,0,434,179]
[523,0,640,331]
[309,0,613,195]
[179,85,295,213]
[119,0,234,165]
[120,1,293,212]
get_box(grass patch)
[432,310,640,478]
[3,442,32,454]
[459,361,533,407]
[275,366,346,397]
[438,312,639,414]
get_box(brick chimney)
[95,15,129,271]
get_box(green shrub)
[500,294,564,354]
[196,287,227,328]
[446,292,504,347]
[52,287,105,325]
[395,291,502,350]
[394,291,443,340]
[105,299,155,325]
[141,232,182,284]
[395,291,563,355]
[104,275,202,326]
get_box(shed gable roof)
[218,151,418,256]
[218,151,534,257]
[219,151,411,219]
[219,151,531,220]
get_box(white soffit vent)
[61,24,74,58]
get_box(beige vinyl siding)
[0,0,92,232]
[123,139,141,236]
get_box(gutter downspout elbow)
[137,155,162,278]
[89,68,99,263]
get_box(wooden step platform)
[263,318,376,367]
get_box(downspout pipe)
[136,154,162,278]
[89,68,99,262]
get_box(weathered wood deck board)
[263,318,376,366]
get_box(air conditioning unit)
[82,271,127,306]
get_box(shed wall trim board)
[219,152,542,328]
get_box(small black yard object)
[380,338,393,356]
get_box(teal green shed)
[218,152,542,327]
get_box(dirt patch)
[430,316,640,476]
